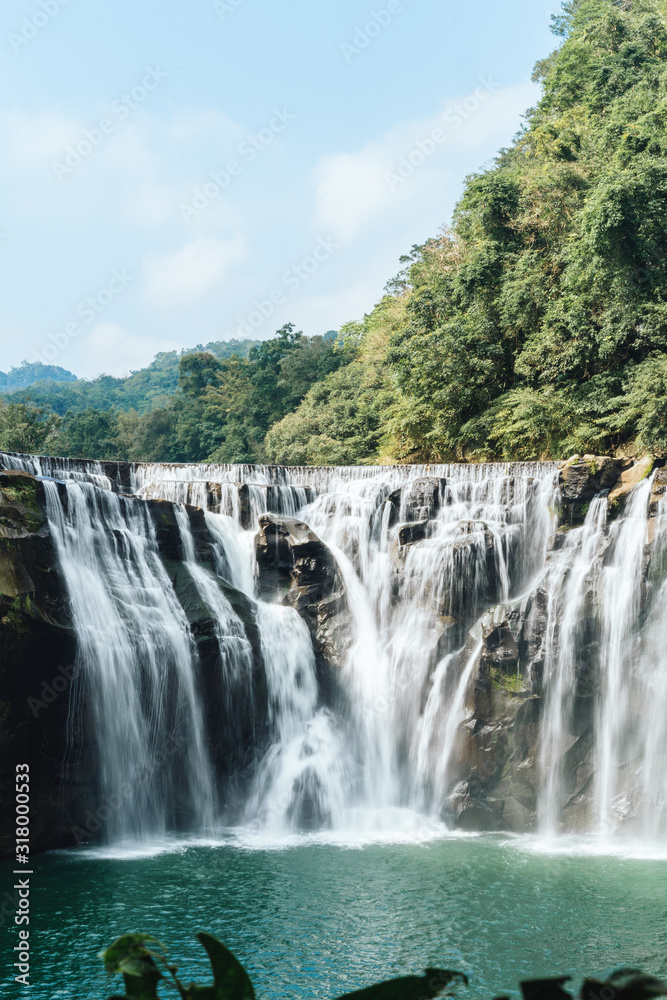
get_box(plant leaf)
[335,968,468,999]
[102,934,164,1000]
[521,978,573,1000]
[582,972,667,1000]
[195,933,256,1000]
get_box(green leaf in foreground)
[335,968,468,1000]
[194,932,256,1000]
[101,934,165,999]
[582,969,667,1000]
[520,979,573,1000]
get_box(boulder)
[255,513,337,598]
[398,520,430,547]
[388,477,446,524]
[608,456,655,515]
[255,514,350,676]
[559,456,622,525]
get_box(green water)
[1,835,665,999]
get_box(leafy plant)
[102,932,666,1000]
[102,932,466,1000]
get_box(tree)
[0,399,61,455]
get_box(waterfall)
[596,479,653,835]
[4,447,667,846]
[246,603,347,833]
[43,481,217,842]
[537,498,608,835]
[296,468,557,826]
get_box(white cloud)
[313,80,537,241]
[0,109,81,172]
[76,322,182,379]
[142,235,246,307]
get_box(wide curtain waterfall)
[3,450,667,846]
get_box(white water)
[4,450,667,846]
[43,481,217,842]
[537,497,609,836]
[246,603,348,833]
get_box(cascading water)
[43,480,217,843]
[246,603,347,834]
[4,448,667,846]
[537,497,609,836]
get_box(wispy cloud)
[142,236,246,307]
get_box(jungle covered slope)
[3,0,667,465]
[273,0,667,464]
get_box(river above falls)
[2,835,665,999]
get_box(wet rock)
[608,456,655,516]
[147,499,184,561]
[649,466,667,514]
[440,589,554,831]
[99,461,134,494]
[404,477,446,521]
[398,520,430,547]
[255,514,350,677]
[287,768,332,832]
[447,782,506,832]
[0,472,87,856]
[255,513,337,601]
[559,456,622,525]
[388,477,446,524]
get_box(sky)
[0,0,559,380]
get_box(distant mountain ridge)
[0,362,78,392]
[1,339,263,415]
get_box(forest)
[2,0,667,465]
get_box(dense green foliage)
[383,0,667,460]
[272,0,667,463]
[3,340,260,417]
[0,401,61,454]
[265,302,401,465]
[4,0,667,465]
[0,329,348,462]
[101,932,664,1000]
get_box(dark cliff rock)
[147,498,212,566]
[397,520,430,547]
[388,477,446,525]
[443,588,596,835]
[558,455,622,525]
[255,513,351,679]
[0,478,268,854]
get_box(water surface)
[2,834,665,999]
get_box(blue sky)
[0,0,559,379]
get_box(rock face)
[558,455,622,524]
[0,472,84,855]
[442,588,597,834]
[388,477,446,524]
[608,456,654,512]
[255,514,350,678]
